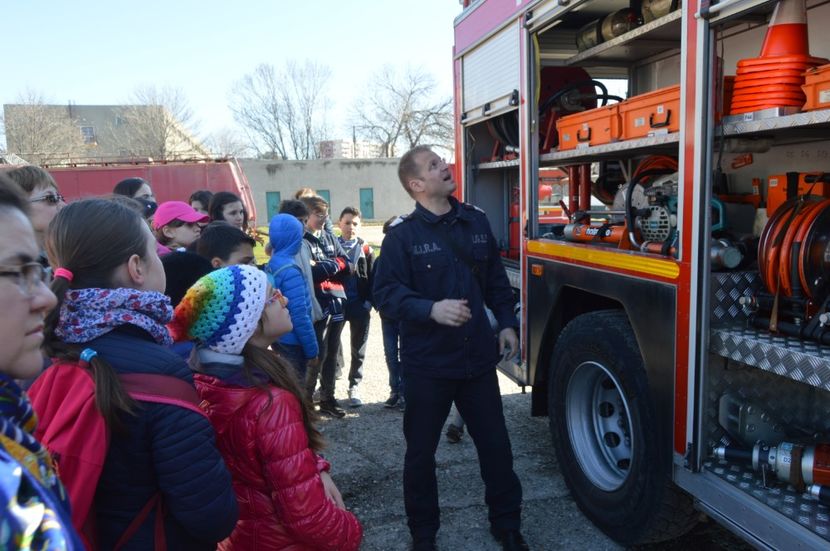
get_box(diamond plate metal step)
[704,458,830,540]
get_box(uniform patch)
[413,242,442,255]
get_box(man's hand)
[430,299,472,327]
[320,471,346,510]
[498,327,519,362]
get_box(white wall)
[241,158,414,225]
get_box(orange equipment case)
[802,64,830,111]
[556,104,622,150]
[767,172,830,216]
[619,85,681,139]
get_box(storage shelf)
[703,458,830,541]
[710,323,830,391]
[719,107,830,140]
[477,159,520,170]
[566,10,682,67]
[540,132,679,165]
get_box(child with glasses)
[170,265,362,551]
[152,201,210,256]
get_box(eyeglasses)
[266,288,288,308]
[30,193,65,205]
[0,262,47,296]
[312,212,327,220]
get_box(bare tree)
[229,61,332,160]
[351,66,453,158]
[206,127,252,158]
[2,90,86,164]
[116,85,207,160]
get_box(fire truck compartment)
[704,271,830,542]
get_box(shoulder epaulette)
[462,202,486,214]
[389,215,409,229]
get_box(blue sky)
[2,0,461,142]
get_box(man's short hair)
[300,195,328,214]
[195,221,256,261]
[339,206,361,220]
[398,145,433,197]
[278,199,309,219]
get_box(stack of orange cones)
[729,0,829,115]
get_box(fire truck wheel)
[548,310,697,544]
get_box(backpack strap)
[113,492,166,551]
[119,373,207,418]
[112,373,204,550]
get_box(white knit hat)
[169,264,268,355]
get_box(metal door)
[317,189,331,206]
[359,188,374,219]
[265,191,281,219]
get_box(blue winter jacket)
[267,214,319,359]
[89,325,238,550]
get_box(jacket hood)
[268,214,304,257]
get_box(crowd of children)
[0,166,404,549]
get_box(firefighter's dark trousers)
[402,368,522,542]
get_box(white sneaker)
[348,386,363,408]
[312,388,321,404]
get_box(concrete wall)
[241,158,414,225]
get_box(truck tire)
[548,310,698,544]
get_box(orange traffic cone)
[728,0,828,115]
[759,0,809,58]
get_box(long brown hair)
[43,198,150,431]
[240,344,325,452]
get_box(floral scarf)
[56,288,174,346]
[0,374,62,496]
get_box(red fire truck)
[44,157,257,223]
[454,0,830,547]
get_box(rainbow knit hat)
[169,264,267,355]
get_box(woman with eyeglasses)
[5,165,66,271]
[169,264,362,551]
[0,174,82,548]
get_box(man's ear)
[211,257,224,269]
[408,178,424,194]
[125,253,145,286]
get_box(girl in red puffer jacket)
[169,264,362,551]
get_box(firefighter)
[373,146,527,551]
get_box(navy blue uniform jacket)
[372,197,518,379]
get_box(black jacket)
[372,197,517,379]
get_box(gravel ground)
[314,224,749,550]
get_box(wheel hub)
[565,361,634,491]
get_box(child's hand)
[320,471,345,510]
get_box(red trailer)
[45,158,257,224]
